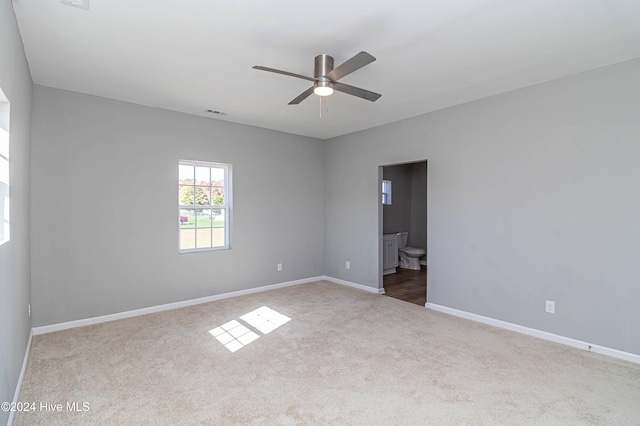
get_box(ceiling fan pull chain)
[319,96,322,118]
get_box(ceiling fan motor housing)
[314,54,334,92]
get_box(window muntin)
[179,161,231,252]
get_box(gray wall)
[30,86,325,326]
[382,164,411,234]
[325,59,640,355]
[0,1,33,424]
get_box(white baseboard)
[425,302,640,365]
[33,276,324,335]
[8,329,33,426]
[32,275,386,336]
[322,276,385,295]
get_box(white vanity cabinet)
[383,233,399,275]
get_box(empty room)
[2,0,640,424]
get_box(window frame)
[178,160,232,253]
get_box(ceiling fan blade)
[333,82,381,102]
[326,51,376,82]
[288,87,315,105]
[252,66,316,82]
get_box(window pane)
[179,185,195,205]
[196,228,212,249]
[195,208,212,228]
[179,165,194,184]
[195,166,210,185]
[212,227,225,248]
[212,208,225,228]
[194,186,210,205]
[0,124,9,245]
[211,167,224,185]
[180,229,196,250]
[212,187,224,205]
[180,209,195,228]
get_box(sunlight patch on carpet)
[240,306,291,334]
[209,306,291,352]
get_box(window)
[178,160,231,252]
[0,88,9,246]
[382,179,392,205]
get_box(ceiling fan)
[253,51,382,105]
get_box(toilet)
[398,232,425,270]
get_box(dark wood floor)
[383,266,427,306]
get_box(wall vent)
[205,109,228,117]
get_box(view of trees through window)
[178,161,230,251]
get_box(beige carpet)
[15,281,640,425]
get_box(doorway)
[379,160,427,306]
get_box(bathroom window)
[382,180,392,205]
[178,160,232,253]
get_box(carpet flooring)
[15,281,640,425]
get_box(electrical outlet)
[546,300,555,314]
[345,261,350,270]
[277,263,282,272]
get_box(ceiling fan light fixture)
[314,85,334,97]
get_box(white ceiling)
[12,0,640,139]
